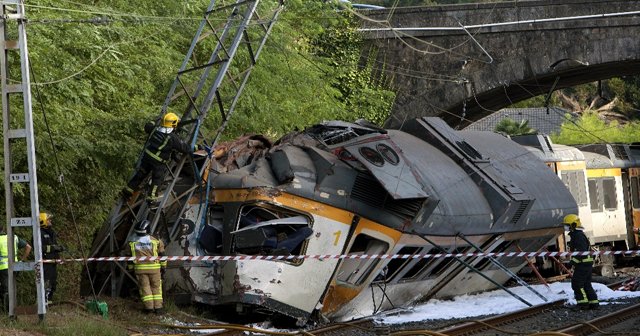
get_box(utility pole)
[1,0,47,319]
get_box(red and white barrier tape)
[40,249,640,263]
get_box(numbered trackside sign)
[10,173,29,182]
[11,217,32,227]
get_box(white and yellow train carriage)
[580,146,627,247]
[516,138,640,275]
[163,118,576,323]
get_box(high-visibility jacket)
[0,234,19,271]
[128,235,166,271]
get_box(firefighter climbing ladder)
[0,0,47,318]
[85,0,284,298]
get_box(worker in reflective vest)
[563,214,599,310]
[122,112,201,206]
[127,220,166,314]
[0,230,32,311]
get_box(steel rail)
[554,302,640,336]
[436,299,565,336]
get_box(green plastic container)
[85,300,109,319]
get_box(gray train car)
[161,117,576,323]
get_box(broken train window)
[199,205,224,255]
[337,234,389,286]
[231,204,313,258]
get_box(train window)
[588,177,618,211]
[560,171,588,206]
[401,247,440,281]
[199,205,224,255]
[475,240,511,270]
[632,176,640,209]
[376,143,400,165]
[588,179,600,212]
[380,246,421,282]
[602,178,617,210]
[483,241,526,270]
[231,205,313,259]
[359,146,385,167]
[427,247,467,278]
[337,234,389,286]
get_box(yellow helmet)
[39,212,52,228]
[161,112,180,128]
[562,214,581,229]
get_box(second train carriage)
[159,117,577,322]
[514,136,640,276]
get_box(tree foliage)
[494,118,536,136]
[551,112,640,145]
[1,0,395,299]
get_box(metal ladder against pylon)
[84,0,285,298]
[0,0,47,319]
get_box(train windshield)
[231,205,313,257]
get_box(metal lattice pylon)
[0,0,47,319]
[83,0,284,298]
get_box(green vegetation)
[1,0,395,301]
[513,79,640,144]
[0,305,128,336]
[2,0,639,310]
[494,118,536,136]
[552,112,640,145]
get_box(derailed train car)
[160,117,577,322]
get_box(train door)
[629,168,640,247]
[320,217,400,316]
[556,161,591,245]
[586,168,627,247]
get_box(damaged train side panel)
[157,117,575,322]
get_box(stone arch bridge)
[359,0,640,128]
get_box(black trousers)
[126,156,167,196]
[43,264,57,301]
[0,269,8,311]
[571,262,598,305]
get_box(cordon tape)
[37,249,640,264]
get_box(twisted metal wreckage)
[81,0,582,325]
[87,116,578,324]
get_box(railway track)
[153,281,640,335]
[434,299,566,335]
[555,302,640,336]
[151,298,640,336]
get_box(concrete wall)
[360,0,640,128]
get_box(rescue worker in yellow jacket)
[563,214,599,310]
[123,112,202,206]
[126,220,167,314]
[0,228,32,311]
